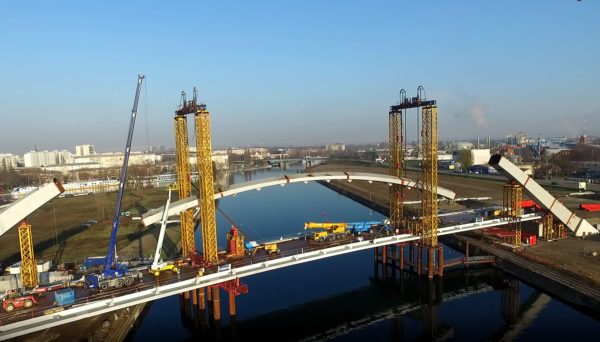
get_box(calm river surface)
[130,164,600,341]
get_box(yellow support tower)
[388,107,404,233]
[18,221,38,288]
[503,182,522,246]
[421,105,438,248]
[542,212,553,240]
[195,106,218,263]
[174,110,196,257]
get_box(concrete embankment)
[454,235,600,315]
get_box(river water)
[130,165,600,341]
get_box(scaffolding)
[421,105,438,248]
[174,115,196,257]
[18,221,38,288]
[195,107,218,263]
[388,103,404,232]
[503,182,522,246]
[542,212,553,240]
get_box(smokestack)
[487,137,491,149]
[477,137,480,149]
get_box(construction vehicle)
[2,292,39,312]
[345,221,389,235]
[305,222,350,242]
[148,189,180,276]
[84,75,145,291]
[245,241,280,256]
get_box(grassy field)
[0,187,176,266]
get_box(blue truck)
[84,268,144,291]
[346,221,391,234]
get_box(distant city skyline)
[1,1,598,154]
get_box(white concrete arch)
[142,172,456,227]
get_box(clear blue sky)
[1,1,598,154]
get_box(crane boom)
[104,74,144,276]
[152,190,172,270]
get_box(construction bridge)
[0,84,596,340]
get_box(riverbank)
[308,161,600,311]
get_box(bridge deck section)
[0,214,540,340]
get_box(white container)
[36,260,52,272]
[0,275,18,292]
[9,262,21,275]
[48,271,73,283]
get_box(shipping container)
[54,288,75,306]
[36,260,52,272]
[0,275,18,292]
[48,271,73,283]
[522,232,537,246]
[9,262,21,275]
[38,271,50,285]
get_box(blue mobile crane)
[85,75,145,290]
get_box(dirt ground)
[0,187,171,266]
[520,237,600,287]
[309,161,600,286]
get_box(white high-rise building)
[0,153,18,169]
[75,144,95,156]
[24,150,72,168]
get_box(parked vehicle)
[2,293,38,312]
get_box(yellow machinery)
[246,241,280,256]
[304,222,348,242]
[18,221,38,288]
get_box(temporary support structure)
[388,94,405,232]
[195,106,218,263]
[421,104,439,248]
[503,182,522,246]
[174,96,196,258]
[542,212,553,240]
[18,221,38,288]
[489,154,597,237]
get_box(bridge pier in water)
[374,242,445,281]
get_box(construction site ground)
[308,161,600,287]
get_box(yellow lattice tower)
[18,221,38,288]
[542,212,553,240]
[555,223,564,239]
[195,107,218,263]
[421,105,438,247]
[503,183,522,246]
[388,108,404,232]
[174,115,196,257]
